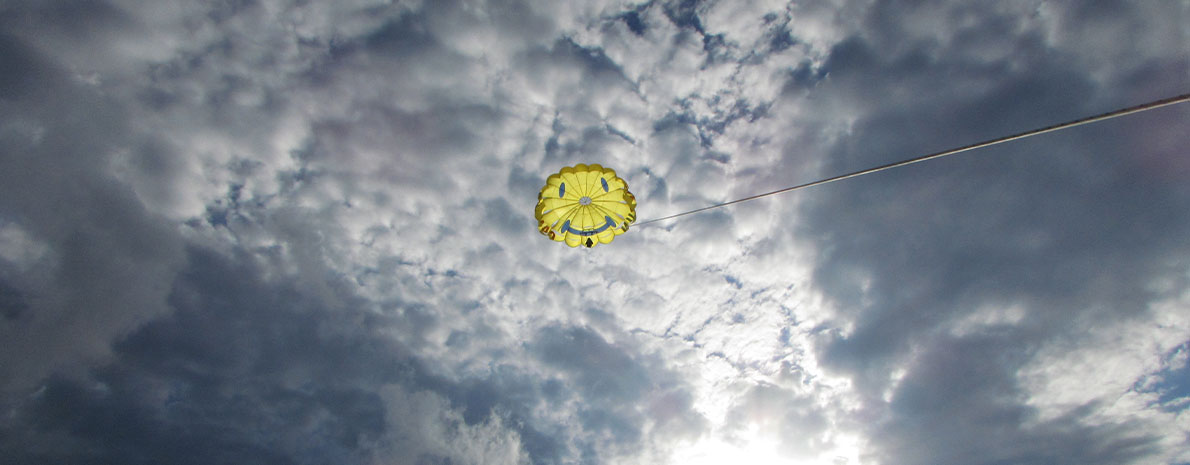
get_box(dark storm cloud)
[877,332,1159,465]
[0,245,706,464]
[0,279,27,320]
[0,246,506,463]
[0,30,184,393]
[793,1,1190,463]
[0,33,52,100]
[1,247,397,464]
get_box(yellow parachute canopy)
[535,164,636,248]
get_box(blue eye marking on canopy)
[560,216,616,236]
[559,182,565,198]
[601,178,609,192]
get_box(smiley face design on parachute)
[535,164,637,248]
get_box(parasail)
[535,163,636,248]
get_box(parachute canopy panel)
[535,163,636,248]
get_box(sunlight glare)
[671,425,854,465]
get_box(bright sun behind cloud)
[672,424,857,465]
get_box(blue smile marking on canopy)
[561,216,616,236]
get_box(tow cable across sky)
[637,93,1190,226]
[537,93,1189,246]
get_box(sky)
[1,0,1188,464]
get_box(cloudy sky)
[2,0,1188,464]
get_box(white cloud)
[370,386,531,465]
[1018,284,1190,464]
[2,0,1188,464]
